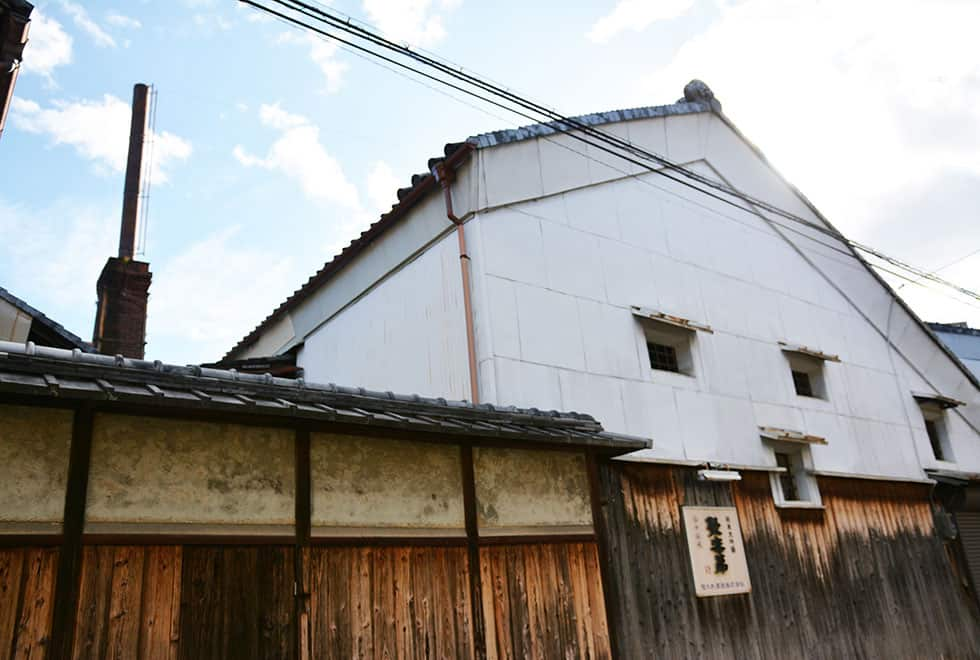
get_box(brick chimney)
[92,83,152,359]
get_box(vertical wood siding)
[0,548,59,660]
[599,462,980,659]
[303,545,474,659]
[480,542,610,660]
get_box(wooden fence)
[597,462,980,659]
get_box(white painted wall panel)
[542,221,605,301]
[479,207,548,288]
[492,357,563,412]
[270,109,980,482]
[514,284,585,371]
[301,230,470,399]
[539,133,591,196]
[578,299,643,380]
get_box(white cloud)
[642,0,980,323]
[646,0,980,229]
[11,95,192,185]
[277,32,347,93]
[60,1,116,48]
[149,227,299,363]
[106,12,142,30]
[0,197,116,330]
[361,0,460,47]
[366,161,401,215]
[233,103,361,209]
[587,0,695,43]
[20,11,73,80]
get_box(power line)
[242,0,980,306]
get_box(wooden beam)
[49,405,94,660]
[460,444,487,659]
[587,450,621,660]
[294,427,311,660]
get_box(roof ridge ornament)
[681,79,721,112]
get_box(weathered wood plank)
[105,546,145,660]
[305,546,472,659]
[138,546,181,660]
[0,549,26,659]
[12,547,58,660]
[479,543,610,659]
[599,462,980,659]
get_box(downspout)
[433,156,480,404]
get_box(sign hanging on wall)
[681,505,751,597]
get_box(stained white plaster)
[255,109,980,482]
[542,220,606,301]
[514,284,585,371]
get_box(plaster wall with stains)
[310,433,465,533]
[0,404,72,529]
[85,414,295,530]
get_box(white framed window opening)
[919,402,954,463]
[766,441,822,508]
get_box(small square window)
[639,319,695,375]
[791,371,813,397]
[774,452,800,501]
[647,342,680,372]
[767,443,821,508]
[785,353,827,399]
[919,403,953,462]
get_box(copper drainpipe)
[434,159,480,404]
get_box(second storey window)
[918,401,953,462]
[631,306,711,379]
[647,341,680,372]
[774,452,800,501]
[791,369,814,397]
[780,343,839,400]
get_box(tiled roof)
[0,286,92,351]
[928,322,980,338]
[0,340,650,452]
[223,97,713,360]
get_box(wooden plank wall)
[598,462,980,659]
[0,548,59,660]
[68,546,294,660]
[304,546,474,659]
[25,542,606,659]
[480,542,610,660]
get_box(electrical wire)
[242,0,980,306]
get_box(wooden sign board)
[682,505,751,597]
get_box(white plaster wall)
[300,226,471,400]
[0,405,72,529]
[86,415,295,530]
[255,108,978,482]
[310,433,464,533]
[466,113,980,480]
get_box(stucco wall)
[277,108,978,482]
[473,447,592,533]
[464,113,980,479]
[0,404,72,529]
[86,414,294,532]
[310,433,465,534]
[299,225,471,400]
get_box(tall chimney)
[92,83,152,359]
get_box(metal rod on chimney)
[118,83,150,260]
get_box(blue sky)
[4,0,979,364]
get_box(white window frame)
[919,401,955,463]
[766,441,823,509]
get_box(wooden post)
[49,405,94,660]
[460,444,487,659]
[586,450,621,660]
[294,427,311,660]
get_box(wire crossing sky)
[3,0,979,364]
